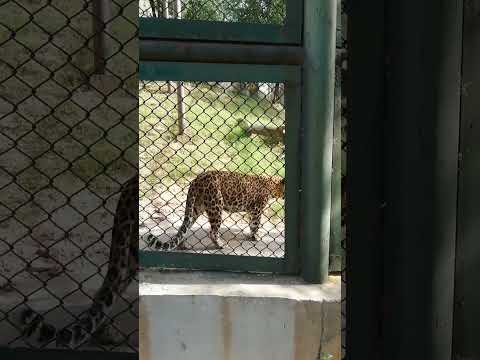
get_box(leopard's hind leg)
[205,186,224,250]
[248,210,262,242]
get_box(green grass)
[139,82,285,220]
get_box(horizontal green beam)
[140,40,304,65]
[139,61,301,83]
[140,251,294,274]
[140,0,302,45]
[140,18,300,44]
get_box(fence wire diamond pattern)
[339,0,348,359]
[139,80,286,258]
[0,0,138,352]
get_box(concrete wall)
[140,272,341,360]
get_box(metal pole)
[92,0,111,74]
[301,0,337,283]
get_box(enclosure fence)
[139,80,287,258]
[0,0,347,357]
[338,1,348,359]
[0,0,138,353]
[139,0,342,279]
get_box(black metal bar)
[452,1,480,358]
[346,0,385,358]
[383,0,463,359]
[140,40,304,65]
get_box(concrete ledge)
[140,271,340,301]
[140,271,341,360]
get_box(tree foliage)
[181,0,286,25]
[183,0,224,21]
[149,0,286,25]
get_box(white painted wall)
[140,272,341,360]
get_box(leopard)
[21,175,138,349]
[146,170,284,251]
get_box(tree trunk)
[148,0,157,17]
[176,81,185,135]
[175,0,185,135]
[162,0,173,93]
[273,83,280,103]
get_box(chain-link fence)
[339,1,348,359]
[0,0,138,352]
[139,80,286,258]
[139,0,286,25]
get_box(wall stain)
[139,298,151,360]
[294,301,323,360]
[222,298,232,360]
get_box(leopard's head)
[272,177,285,199]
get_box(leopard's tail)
[146,186,197,251]
[22,177,138,349]
[21,247,135,348]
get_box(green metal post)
[301,0,337,283]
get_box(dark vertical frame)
[284,75,302,274]
[383,1,463,359]
[346,0,385,358]
[452,0,480,358]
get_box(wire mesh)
[139,0,286,25]
[0,0,138,352]
[339,0,348,359]
[139,80,286,258]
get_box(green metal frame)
[301,0,337,283]
[139,0,339,283]
[139,0,303,45]
[139,61,302,274]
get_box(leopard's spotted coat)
[147,170,284,251]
